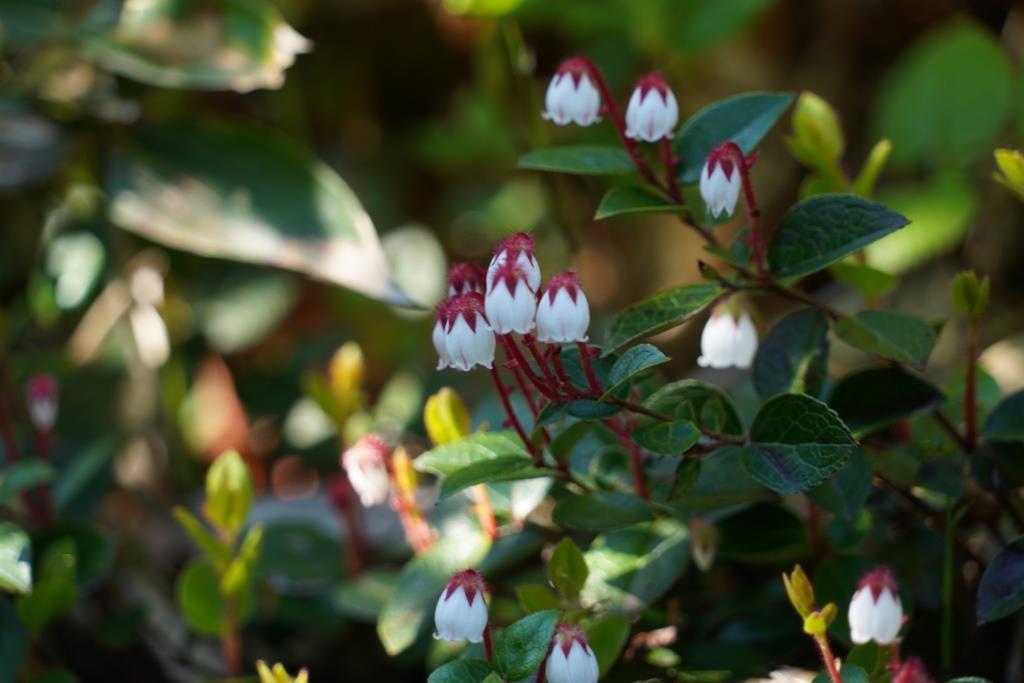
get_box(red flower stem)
[577,342,602,395]
[473,484,499,540]
[338,501,366,575]
[964,318,980,452]
[0,397,41,525]
[489,364,538,462]
[523,334,562,395]
[483,624,495,663]
[385,453,436,554]
[33,429,56,524]
[660,137,681,202]
[549,348,583,398]
[500,335,560,401]
[814,635,843,683]
[722,142,767,280]
[508,362,540,418]
[605,418,649,500]
[887,641,902,671]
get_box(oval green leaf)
[604,284,722,353]
[983,390,1024,442]
[753,307,830,400]
[552,492,653,531]
[493,610,559,681]
[834,310,937,369]
[595,186,684,220]
[517,146,636,175]
[977,535,1024,624]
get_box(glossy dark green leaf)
[517,146,636,175]
[0,524,32,594]
[632,420,701,456]
[567,399,622,421]
[584,613,631,676]
[557,344,618,394]
[600,344,669,400]
[674,92,794,183]
[768,194,909,279]
[807,451,873,520]
[643,380,744,436]
[834,311,937,369]
[977,535,1024,624]
[983,390,1024,442]
[515,584,561,613]
[439,456,551,500]
[753,308,830,400]
[742,394,857,493]
[33,521,114,587]
[548,538,588,600]
[829,366,944,436]
[595,186,683,220]
[414,432,530,477]
[604,284,722,352]
[493,610,559,681]
[428,660,494,683]
[552,492,653,531]
[17,539,78,636]
[669,459,703,501]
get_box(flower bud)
[892,658,934,683]
[994,148,1024,202]
[545,624,599,683]
[625,73,678,142]
[448,262,486,297]
[782,564,816,619]
[951,270,989,322]
[25,373,59,433]
[542,57,602,127]
[488,232,541,292]
[433,569,488,643]
[535,272,590,344]
[433,300,454,370]
[445,293,496,371]
[689,517,718,572]
[697,303,758,370]
[699,143,743,218]
[848,566,903,645]
[341,434,392,507]
[485,259,538,335]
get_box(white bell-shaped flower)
[848,566,903,645]
[445,293,496,371]
[625,73,678,142]
[434,569,488,643]
[341,434,391,508]
[535,272,590,343]
[699,146,742,218]
[488,232,541,293]
[486,260,538,335]
[545,624,599,683]
[542,57,602,127]
[697,306,758,370]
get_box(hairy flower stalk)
[703,141,767,279]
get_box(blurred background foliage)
[2,0,1024,681]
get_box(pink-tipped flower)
[697,303,758,370]
[448,262,486,297]
[848,566,903,645]
[700,143,743,218]
[625,73,678,142]
[485,259,537,335]
[542,57,602,127]
[433,299,454,370]
[25,373,59,432]
[892,658,934,683]
[545,624,599,683]
[488,232,541,293]
[445,293,496,371]
[341,434,391,507]
[434,569,488,643]
[535,272,590,343]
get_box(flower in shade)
[447,262,486,297]
[445,293,496,371]
[25,373,59,432]
[433,299,454,370]
[625,73,678,142]
[848,566,903,645]
[341,434,391,507]
[892,658,934,683]
[545,624,599,683]
[485,258,538,335]
[434,569,488,643]
[700,143,743,218]
[542,56,602,127]
[697,303,758,370]
[535,272,590,343]
[488,232,541,293]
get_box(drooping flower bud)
[697,302,758,370]
[445,293,496,371]
[341,434,392,507]
[433,299,454,370]
[892,658,934,683]
[488,232,541,293]
[542,57,602,127]
[848,566,903,645]
[535,272,590,343]
[545,624,600,683]
[625,73,678,142]
[25,373,59,432]
[447,262,486,297]
[433,569,488,643]
[485,259,538,335]
[700,143,743,218]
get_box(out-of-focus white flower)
[447,262,486,297]
[542,57,602,127]
[488,232,541,293]
[341,434,391,507]
[700,143,743,218]
[485,259,537,335]
[129,303,171,368]
[697,305,758,370]
[25,373,59,432]
[625,73,678,142]
[433,299,454,370]
[434,569,488,643]
[545,624,599,683]
[445,293,496,371]
[848,566,903,645]
[535,272,590,343]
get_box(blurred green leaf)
[604,284,722,352]
[175,557,227,636]
[600,344,669,400]
[982,390,1024,442]
[493,610,558,681]
[807,451,873,520]
[632,420,700,456]
[428,660,494,683]
[0,0,120,44]
[669,458,703,501]
[717,504,808,564]
[257,523,343,589]
[517,146,636,175]
[671,0,775,52]
[595,186,683,220]
[829,262,896,299]
[0,600,26,683]
[514,584,560,613]
[33,522,113,587]
[828,366,944,436]
[52,437,116,512]
[221,524,263,597]
[548,538,588,600]
[0,460,54,507]
[173,507,231,570]
[0,523,32,594]
[584,613,630,676]
[333,569,398,623]
[17,539,77,636]
[424,388,472,447]
[787,91,844,171]
[196,270,299,354]
[834,311,937,369]
[552,492,652,531]
[414,432,530,478]
[753,307,829,400]
[204,450,253,537]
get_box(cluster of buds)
[697,298,759,370]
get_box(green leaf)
[552,492,653,531]
[581,519,689,615]
[742,394,857,494]
[807,451,873,520]
[643,380,744,436]
[517,146,636,175]
[427,659,494,683]
[829,262,896,299]
[415,432,531,477]
[0,523,32,594]
[977,535,1024,624]
[983,390,1024,442]
[221,525,264,598]
[674,92,794,184]
[753,308,830,400]
[829,366,944,436]
[204,450,254,536]
[595,186,684,220]
[108,122,412,306]
[32,522,113,587]
[605,284,722,352]
[873,20,1013,168]
[584,613,631,676]
[812,664,868,683]
[671,0,775,53]
[669,459,703,501]
[834,311,937,369]
[0,600,27,683]
[173,507,232,570]
[600,344,669,400]
[439,457,552,500]
[52,437,117,511]
[548,538,589,600]
[16,539,78,636]
[767,194,909,279]
[0,459,54,506]
[377,530,491,655]
[632,421,701,456]
[493,610,559,681]
[515,584,561,613]
[175,557,227,636]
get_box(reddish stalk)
[483,625,495,663]
[721,142,767,280]
[223,597,242,676]
[508,362,540,418]
[501,336,559,402]
[606,418,649,500]
[814,635,843,683]
[964,318,980,452]
[660,138,681,202]
[0,398,40,524]
[549,348,583,398]
[472,484,499,540]
[32,428,56,524]
[523,335,562,395]
[489,364,538,462]
[577,342,602,395]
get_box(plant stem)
[942,503,954,670]
[661,138,681,202]
[489,364,538,462]
[223,596,242,676]
[933,411,971,452]
[483,624,495,663]
[605,418,649,500]
[814,634,843,683]
[577,342,602,395]
[501,336,559,401]
[723,142,768,280]
[473,484,499,539]
[508,362,540,418]
[523,335,562,396]
[0,396,40,525]
[964,318,980,452]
